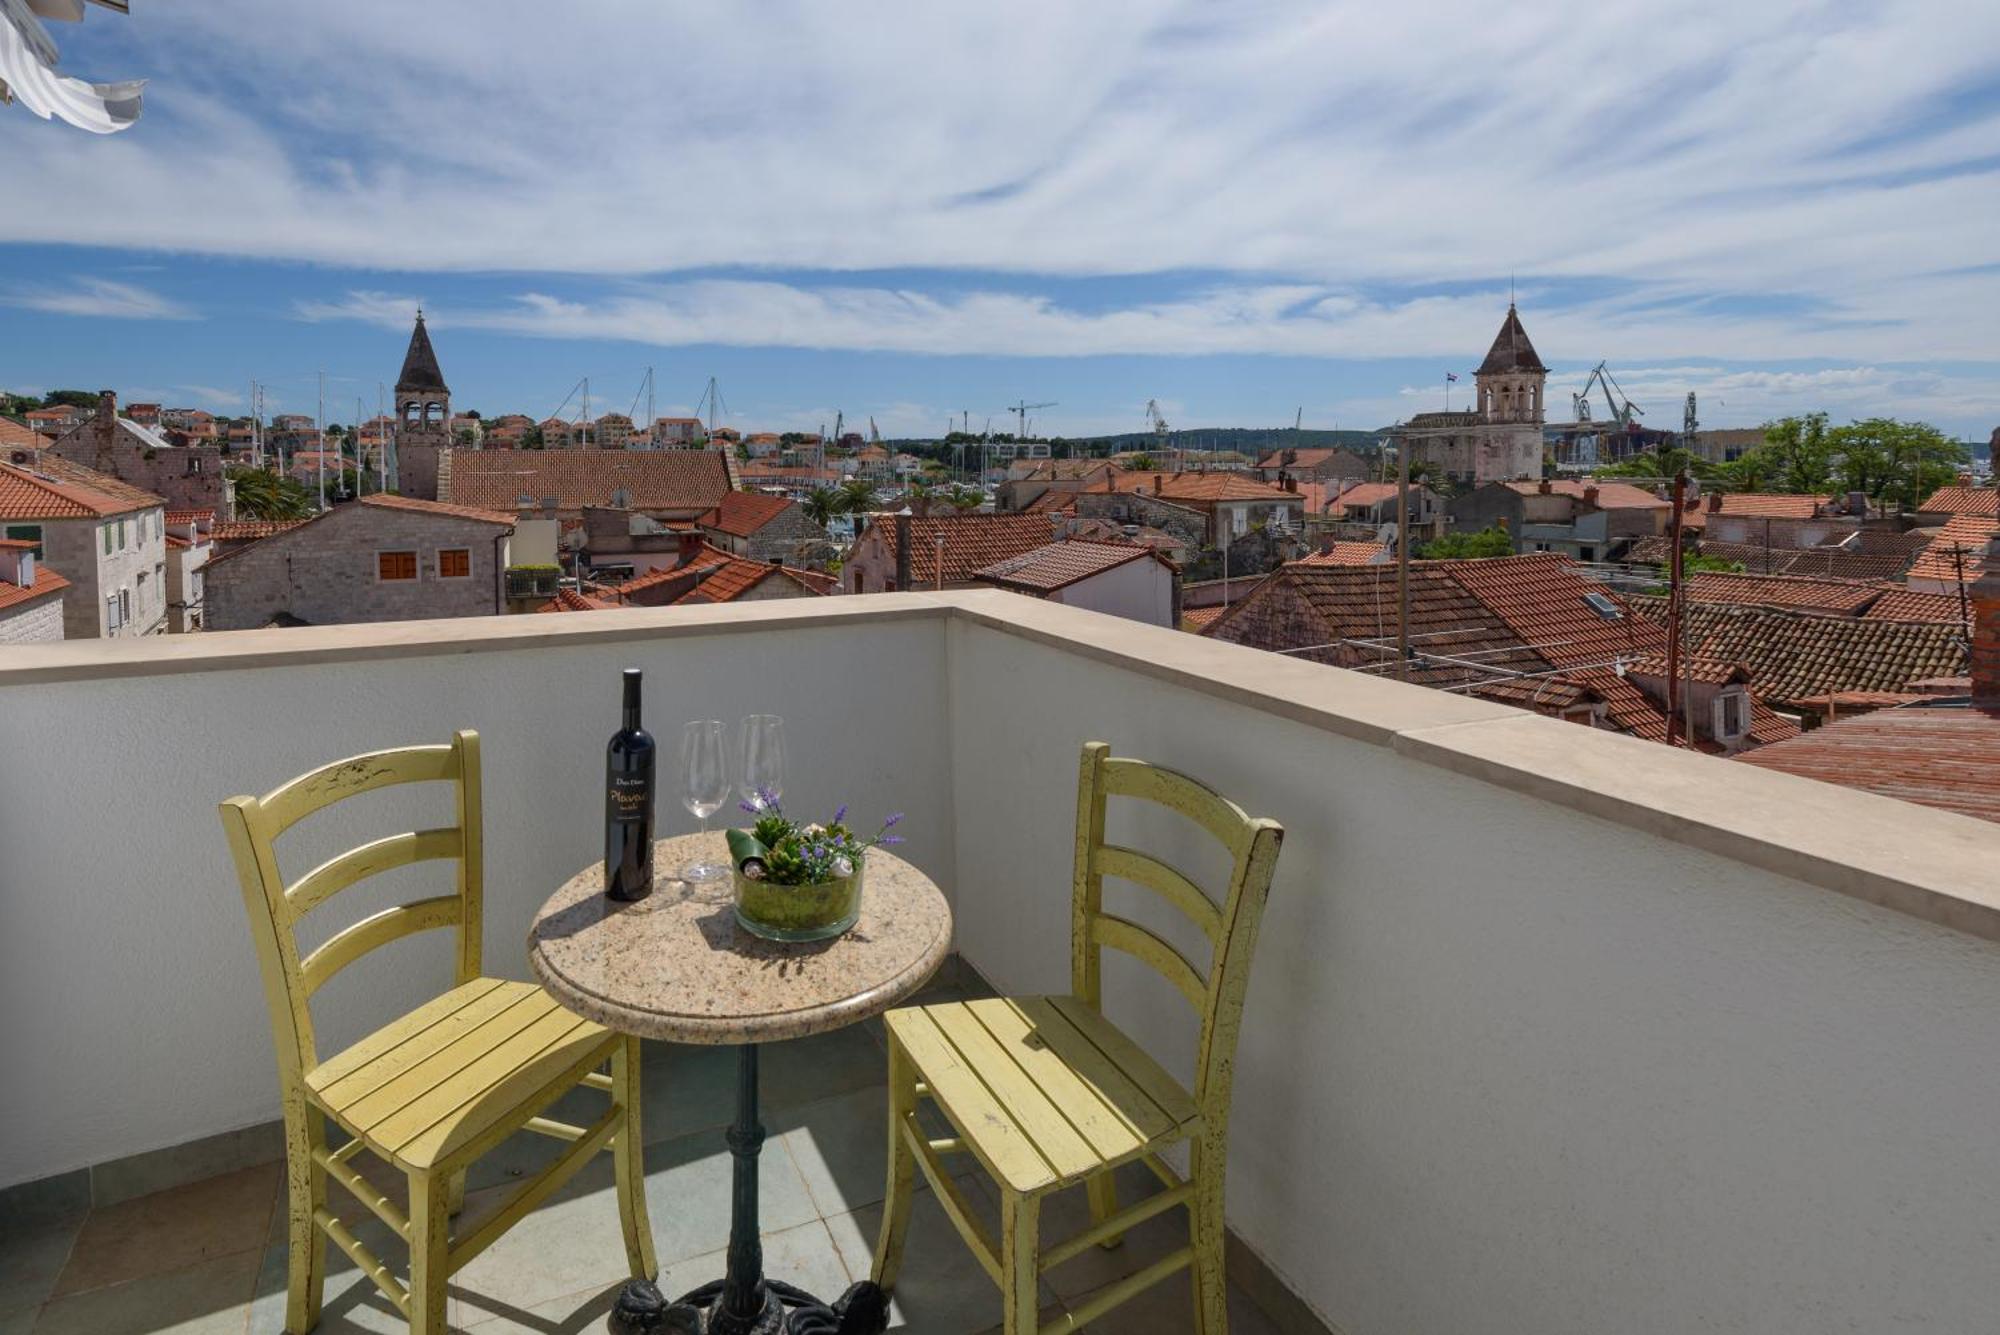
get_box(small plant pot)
[733,862,863,942]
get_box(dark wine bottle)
[604,668,655,902]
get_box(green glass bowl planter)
[732,860,863,942]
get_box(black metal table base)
[608,1044,888,1335]
[611,1276,886,1335]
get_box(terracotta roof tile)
[873,514,1055,585]
[1704,492,1831,519]
[445,449,732,513]
[700,491,795,538]
[0,459,156,519]
[1503,480,1671,509]
[0,562,69,613]
[973,539,1161,592]
[1628,596,1969,708]
[1298,541,1389,567]
[358,493,513,526]
[1684,570,1885,615]
[1626,536,1923,582]
[1181,604,1228,631]
[1735,705,2000,824]
[0,417,42,450]
[1906,514,1997,585]
[1862,588,1966,623]
[211,519,308,542]
[1916,485,1999,518]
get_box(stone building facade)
[43,392,233,517]
[0,542,68,643]
[1397,305,1548,487]
[203,494,515,630]
[394,311,452,500]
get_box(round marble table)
[530,832,951,1335]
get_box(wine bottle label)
[609,773,651,822]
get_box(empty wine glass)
[738,715,786,813]
[680,720,730,885]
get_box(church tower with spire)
[394,309,451,499]
[1395,302,1550,486]
[1474,303,1547,425]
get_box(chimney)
[1846,490,1867,516]
[1537,479,1552,495]
[675,530,707,565]
[0,544,31,588]
[1708,491,1724,513]
[894,511,913,591]
[1972,538,2000,709]
[97,390,116,421]
[1282,474,1298,494]
[1582,485,1599,507]
[1152,475,1163,496]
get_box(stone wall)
[205,506,508,630]
[0,594,64,643]
[1071,492,1209,549]
[743,507,834,567]
[47,416,231,518]
[37,510,167,638]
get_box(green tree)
[1416,526,1513,559]
[1683,553,1746,573]
[945,484,983,512]
[837,477,877,517]
[226,466,314,520]
[1751,413,1834,494]
[1125,453,1158,471]
[44,390,100,411]
[1828,417,1965,511]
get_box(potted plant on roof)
[725,795,903,942]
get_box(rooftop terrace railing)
[2,592,1998,1333]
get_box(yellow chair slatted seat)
[220,730,655,1335]
[872,742,1283,1335]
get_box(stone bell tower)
[394,309,451,499]
[1474,303,1547,426]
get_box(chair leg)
[1000,1189,1040,1335]
[1189,1133,1228,1335]
[283,1106,327,1334]
[870,1035,919,1293]
[1086,1169,1125,1250]
[612,1036,658,1281]
[408,1172,451,1335]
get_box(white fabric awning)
[0,0,142,134]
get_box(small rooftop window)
[1583,591,1624,621]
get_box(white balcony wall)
[0,602,956,1190]
[943,599,2000,1335]
[3,592,1999,1334]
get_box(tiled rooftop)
[1629,596,1970,708]
[0,561,68,611]
[1683,570,1885,615]
[699,491,796,538]
[1917,484,2000,518]
[1295,541,1388,566]
[443,450,733,514]
[972,539,1162,593]
[0,458,158,519]
[1737,705,2000,825]
[1907,514,1998,586]
[872,514,1055,586]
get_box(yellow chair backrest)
[1070,741,1282,1114]
[219,730,485,1084]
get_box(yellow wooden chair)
[871,741,1283,1335]
[220,730,655,1335]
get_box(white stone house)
[0,458,167,639]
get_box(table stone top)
[528,831,952,1043]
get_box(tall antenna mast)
[377,383,387,492]
[316,370,326,510]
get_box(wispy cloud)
[5,278,195,320]
[296,271,2000,366]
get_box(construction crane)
[1005,399,1055,442]
[1572,362,1642,430]
[1144,399,1171,465]
[1571,362,1644,462]
[1681,391,1699,462]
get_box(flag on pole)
[1446,372,1458,382]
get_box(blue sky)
[2,1,1996,439]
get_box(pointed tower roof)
[396,310,448,394]
[1476,304,1546,376]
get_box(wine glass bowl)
[738,715,786,812]
[679,720,730,886]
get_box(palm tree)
[803,486,841,527]
[226,466,313,520]
[837,478,876,518]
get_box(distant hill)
[884,427,1385,456]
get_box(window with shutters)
[437,548,471,579]
[377,550,418,581]
[5,524,42,558]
